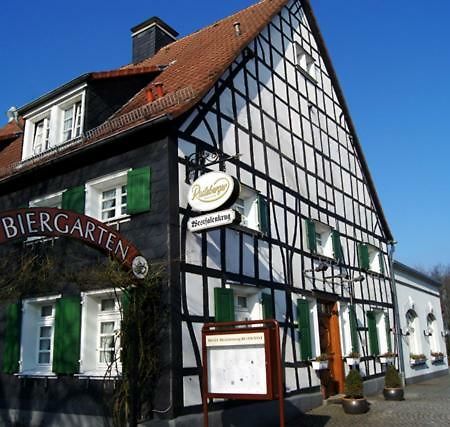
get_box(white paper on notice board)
[207,336,267,395]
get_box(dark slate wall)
[132,27,175,64]
[85,75,156,132]
[0,128,177,423]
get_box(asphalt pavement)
[286,372,450,427]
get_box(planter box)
[346,357,360,366]
[311,360,328,370]
[379,356,395,365]
[410,358,427,367]
[431,355,444,364]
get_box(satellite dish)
[6,106,18,123]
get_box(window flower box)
[311,354,329,370]
[345,352,360,366]
[430,352,445,364]
[410,354,427,366]
[378,352,396,365]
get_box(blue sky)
[0,0,448,269]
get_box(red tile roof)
[0,0,287,176]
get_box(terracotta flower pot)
[383,387,404,401]
[342,397,369,414]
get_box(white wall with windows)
[394,261,448,382]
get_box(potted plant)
[342,369,369,414]
[430,351,445,363]
[410,353,427,366]
[345,351,360,366]
[383,365,404,401]
[311,353,329,370]
[378,351,396,365]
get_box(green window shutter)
[306,220,317,253]
[2,303,22,374]
[379,253,385,275]
[127,167,151,214]
[62,186,85,214]
[367,311,380,356]
[358,244,370,270]
[297,299,312,361]
[385,313,392,353]
[52,296,81,374]
[257,195,270,235]
[332,230,343,262]
[261,293,274,319]
[214,288,235,322]
[349,305,359,354]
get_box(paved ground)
[286,374,450,426]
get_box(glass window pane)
[41,305,53,317]
[100,336,114,349]
[38,353,50,364]
[102,189,116,200]
[102,199,116,210]
[100,321,115,334]
[40,326,52,338]
[39,339,51,351]
[101,299,115,311]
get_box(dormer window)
[22,87,86,160]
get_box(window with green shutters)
[367,311,380,356]
[257,195,270,235]
[297,299,313,361]
[358,243,370,270]
[62,186,85,213]
[2,303,22,374]
[214,288,235,322]
[349,305,359,354]
[127,167,151,214]
[261,293,274,319]
[52,296,81,374]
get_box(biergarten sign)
[0,208,148,278]
[188,171,240,213]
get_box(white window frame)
[367,245,382,273]
[79,289,123,378]
[22,85,86,161]
[294,42,316,80]
[314,222,333,258]
[375,311,389,355]
[225,284,264,321]
[406,309,421,355]
[85,170,130,223]
[232,186,259,231]
[19,294,61,376]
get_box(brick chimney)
[131,17,178,64]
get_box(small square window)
[41,305,53,317]
[232,187,259,231]
[101,298,116,312]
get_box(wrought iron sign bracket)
[185,149,240,184]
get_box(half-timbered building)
[0,1,397,425]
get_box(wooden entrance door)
[318,301,345,397]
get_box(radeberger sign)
[0,208,148,278]
[188,171,240,212]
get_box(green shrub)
[384,365,402,389]
[344,369,364,398]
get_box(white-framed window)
[79,289,123,377]
[85,171,129,223]
[368,246,382,273]
[295,42,316,80]
[426,313,440,352]
[232,186,258,230]
[19,295,60,375]
[314,222,333,257]
[227,284,263,321]
[32,116,51,155]
[22,86,86,160]
[375,311,389,355]
[62,101,82,142]
[406,309,421,355]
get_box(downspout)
[388,241,405,385]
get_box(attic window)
[295,43,316,81]
[22,88,86,161]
